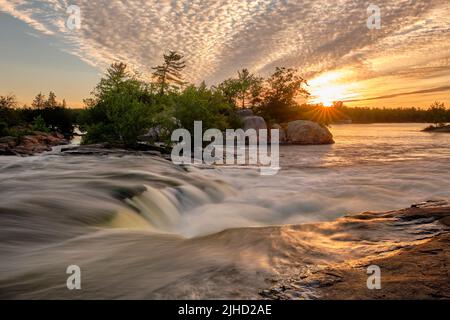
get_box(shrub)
[173,84,241,134]
[31,115,49,133]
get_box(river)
[0,123,449,299]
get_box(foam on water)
[0,123,449,298]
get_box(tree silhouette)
[257,67,310,123]
[152,51,186,95]
[428,101,447,127]
[32,93,46,109]
[47,91,58,108]
[0,94,18,109]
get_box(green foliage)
[256,67,310,124]
[82,62,165,146]
[0,95,19,136]
[173,84,241,134]
[216,69,263,109]
[329,102,450,124]
[5,52,449,148]
[31,115,49,133]
[0,121,9,137]
[81,56,242,148]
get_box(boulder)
[138,125,164,142]
[236,109,254,118]
[138,117,180,142]
[286,120,334,145]
[243,116,267,131]
[272,124,287,143]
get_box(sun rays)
[308,70,360,107]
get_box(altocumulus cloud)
[1,0,449,92]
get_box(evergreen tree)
[152,51,186,95]
[236,69,263,109]
[94,62,130,97]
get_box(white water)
[0,123,449,299]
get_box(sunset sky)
[1,0,449,108]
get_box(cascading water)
[1,123,450,299]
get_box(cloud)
[1,0,449,96]
[343,85,450,103]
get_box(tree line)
[0,92,81,138]
[332,101,450,125]
[1,51,449,144]
[78,51,312,147]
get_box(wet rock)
[259,201,450,300]
[0,132,67,156]
[0,136,18,155]
[286,120,334,145]
[272,124,287,143]
[243,116,267,131]
[422,125,450,133]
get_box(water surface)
[0,123,449,298]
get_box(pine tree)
[152,51,186,95]
[94,62,130,97]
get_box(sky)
[0,0,449,108]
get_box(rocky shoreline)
[259,200,450,300]
[422,124,450,133]
[0,132,68,156]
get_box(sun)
[314,87,346,107]
[308,70,358,106]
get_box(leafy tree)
[216,78,241,106]
[47,91,58,108]
[256,67,309,123]
[428,101,447,127]
[152,51,186,95]
[0,94,18,109]
[32,93,47,109]
[0,95,19,135]
[173,84,241,135]
[217,69,263,109]
[31,115,49,133]
[82,62,163,146]
[236,69,263,108]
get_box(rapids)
[0,123,449,299]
